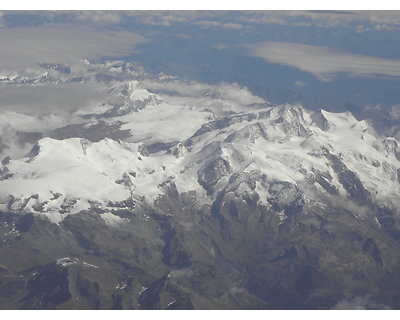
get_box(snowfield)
[1,75,400,224]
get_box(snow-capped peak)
[105,81,164,115]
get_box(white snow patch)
[56,257,79,267]
[100,212,128,226]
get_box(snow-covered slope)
[1,101,400,224]
[0,138,136,223]
[178,104,400,213]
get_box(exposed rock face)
[198,157,233,194]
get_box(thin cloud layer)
[141,79,266,115]
[74,11,123,24]
[245,41,400,81]
[0,26,147,69]
[0,83,108,114]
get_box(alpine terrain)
[1,61,400,310]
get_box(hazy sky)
[1,9,400,114]
[0,10,399,61]
[1,10,400,75]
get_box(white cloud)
[295,80,308,87]
[245,41,400,81]
[221,22,245,29]
[0,83,108,114]
[0,26,146,69]
[332,294,392,310]
[0,110,85,160]
[74,11,123,24]
[224,10,400,31]
[212,44,229,50]
[137,11,188,26]
[194,20,223,28]
[360,10,400,27]
[142,79,265,104]
[141,79,266,115]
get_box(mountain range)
[1,63,400,309]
